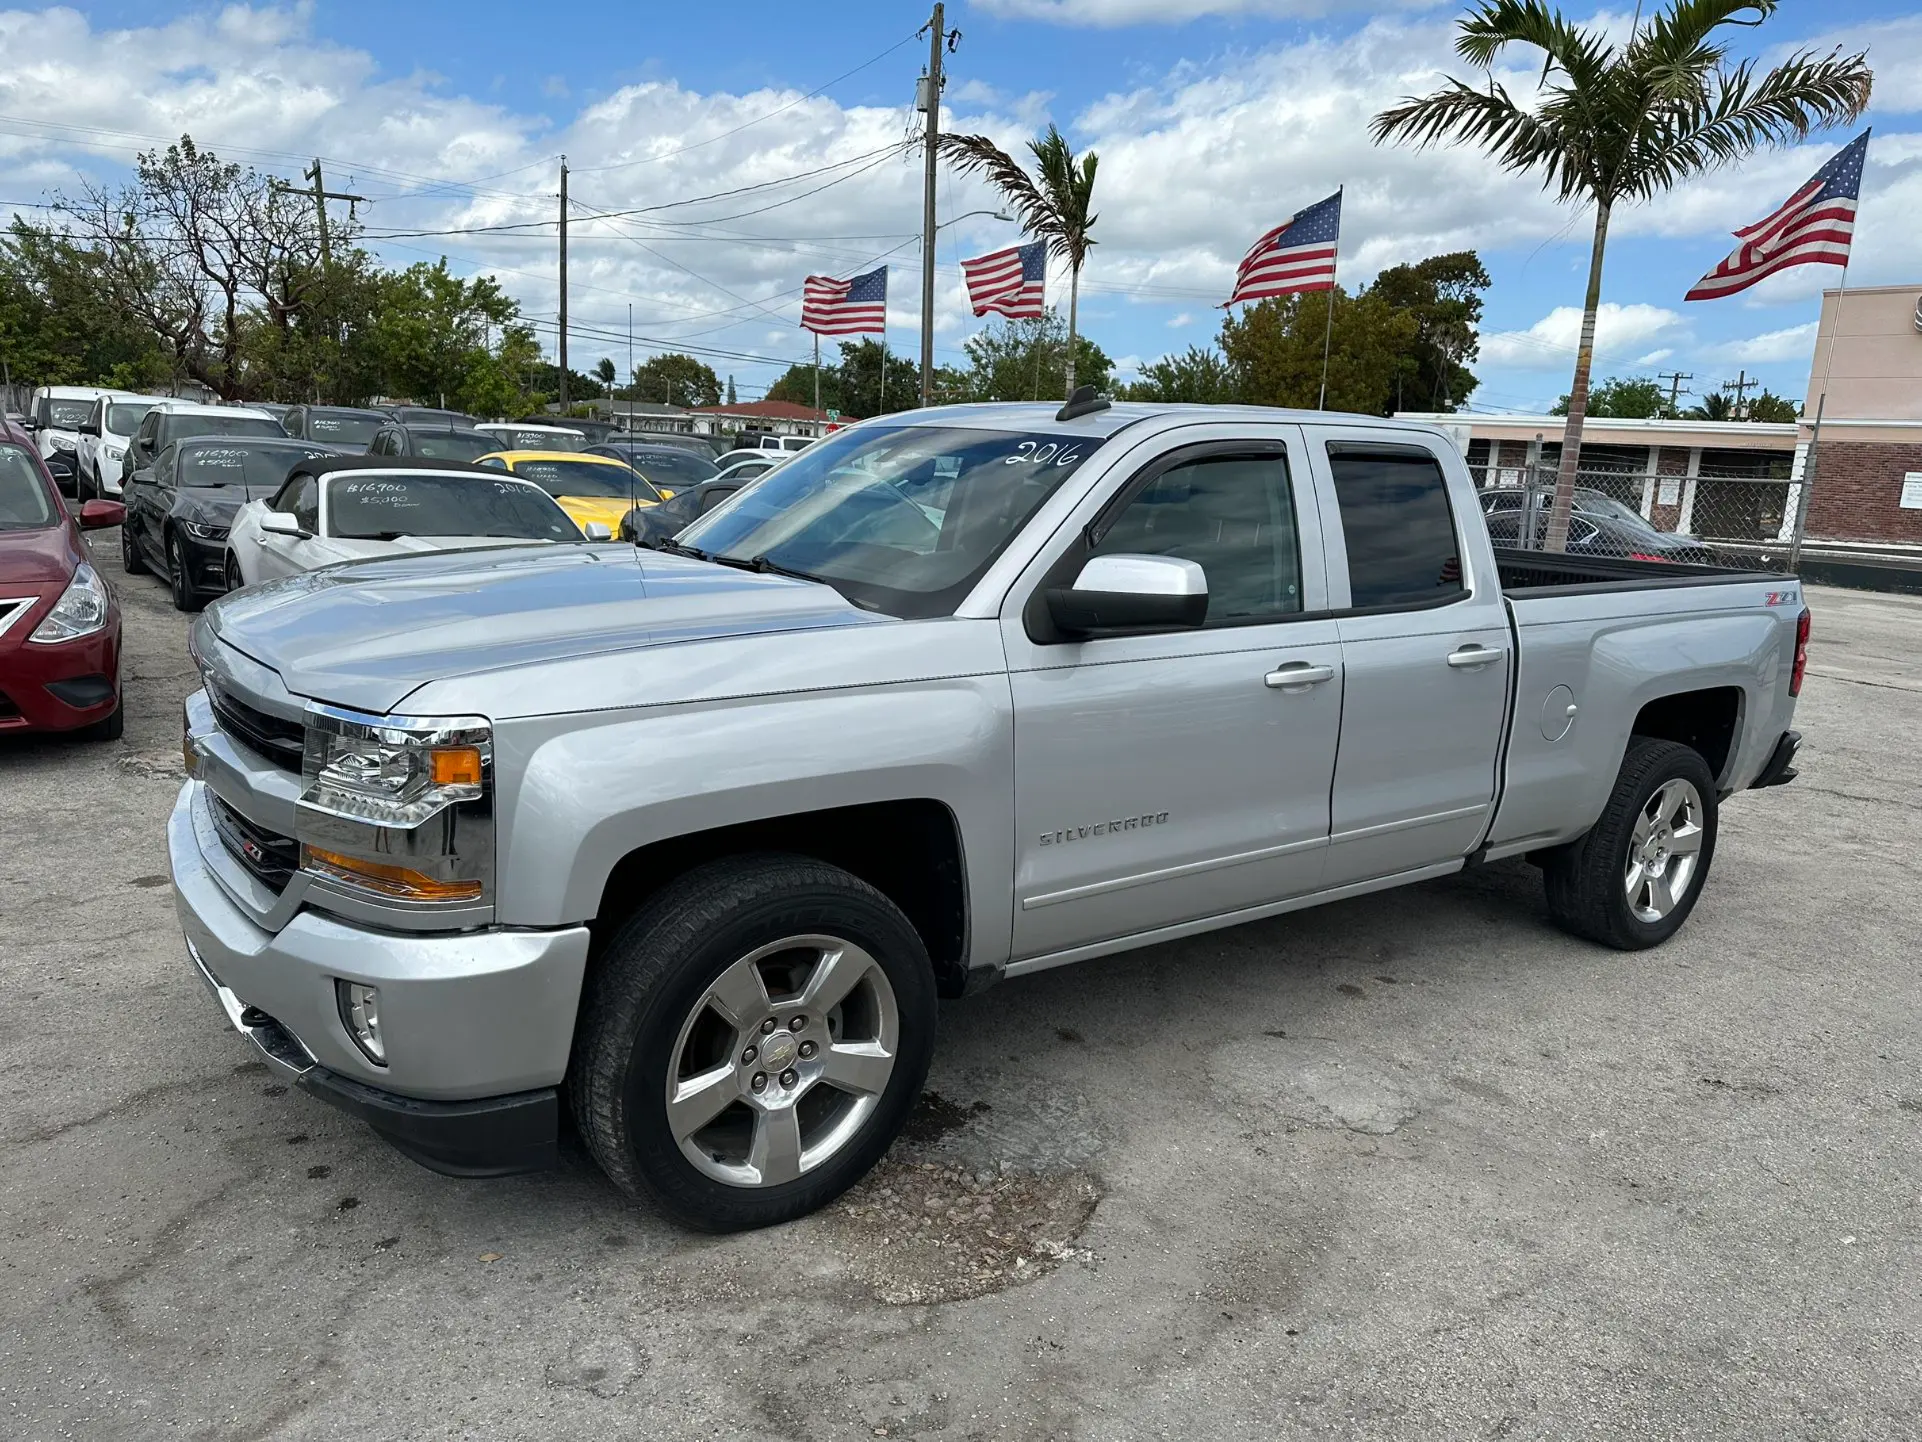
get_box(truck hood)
[202,542,888,713]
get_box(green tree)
[1116,345,1236,403]
[1552,374,1669,418]
[594,357,617,388]
[1365,251,1491,411]
[938,125,1098,398]
[628,352,720,408]
[763,360,841,413]
[369,260,521,411]
[956,313,1112,403]
[834,339,919,419]
[1687,390,1735,420]
[1745,389,1799,422]
[0,220,173,389]
[1219,288,1419,415]
[1372,0,1871,550]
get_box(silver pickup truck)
[170,399,1808,1230]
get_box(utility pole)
[1658,370,1694,416]
[272,161,366,269]
[1722,368,1757,419]
[917,6,952,408]
[558,156,570,410]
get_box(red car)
[0,418,126,739]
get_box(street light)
[932,208,1013,235]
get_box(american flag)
[961,240,1047,320]
[801,265,888,335]
[1686,133,1869,302]
[1225,190,1342,307]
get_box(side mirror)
[260,511,309,539]
[77,499,125,530]
[19,417,37,432]
[582,521,612,541]
[1046,554,1208,637]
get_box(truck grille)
[211,795,300,892]
[211,689,305,772]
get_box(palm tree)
[938,125,1098,398]
[1371,1,1870,550]
[1688,391,1735,421]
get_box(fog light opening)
[336,981,387,1066]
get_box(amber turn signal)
[430,746,484,787]
[302,845,483,903]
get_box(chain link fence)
[1465,460,1797,570]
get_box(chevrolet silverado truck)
[170,399,1808,1231]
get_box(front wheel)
[570,854,937,1231]
[167,532,200,612]
[1543,737,1718,950]
[121,516,148,576]
[224,553,246,593]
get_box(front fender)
[491,675,1017,970]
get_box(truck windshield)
[678,424,1101,618]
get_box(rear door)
[1002,425,1344,960]
[1305,429,1511,884]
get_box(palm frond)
[1456,0,1613,91]
[935,132,1060,246]
[1619,47,1873,198]
[1029,126,1099,266]
[1371,80,1594,201]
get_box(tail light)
[1790,607,1811,697]
[1628,552,1674,564]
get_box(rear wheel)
[224,553,245,592]
[120,516,147,575]
[570,854,936,1231]
[1543,738,1717,949]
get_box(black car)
[1481,487,1716,565]
[384,406,479,429]
[366,421,504,463]
[122,436,334,610]
[282,405,388,451]
[617,476,754,545]
[584,441,720,496]
[524,414,622,445]
[123,405,289,487]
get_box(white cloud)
[1166,312,1192,327]
[1707,321,1820,365]
[1633,348,1674,366]
[1480,304,1686,370]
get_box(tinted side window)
[1328,446,1464,610]
[699,484,740,514]
[293,478,320,534]
[1092,452,1301,626]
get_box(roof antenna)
[1056,385,1111,423]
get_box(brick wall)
[1805,441,1922,544]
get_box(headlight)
[179,520,228,541]
[296,706,494,911]
[28,564,111,644]
[49,435,76,452]
[301,708,490,827]
[102,443,125,462]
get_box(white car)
[77,392,170,500]
[25,385,124,494]
[224,457,599,588]
[472,422,587,453]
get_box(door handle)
[1446,645,1506,670]
[1265,662,1336,690]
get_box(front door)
[1004,433,1343,961]
[1309,433,1510,884]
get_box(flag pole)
[1787,251,1852,573]
[812,331,820,416]
[1317,185,1342,412]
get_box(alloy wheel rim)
[170,538,188,605]
[1625,778,1705,922]
[664,933,899,1189]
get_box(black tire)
[570,853,937,1232]
[77,695,124,742]
[120,516,147,575]
[225,554,245,593]
[1543,737,1719,950]
[77,464,95,503]
[167,532,200,612]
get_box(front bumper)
[174,528,230,596]
[0,614,120,733]
[169,780,591,1175]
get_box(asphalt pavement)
[2,534,1917,1441]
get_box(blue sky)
[0,1,1917,414]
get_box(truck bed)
[1493,548,1786,597]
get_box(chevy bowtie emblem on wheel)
[1039,812,1170,846]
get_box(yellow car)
[477,451,664,538]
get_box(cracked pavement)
[2,540,1919,1440]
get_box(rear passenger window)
[1328,445,1464,609]
[1093,452,1300,625]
